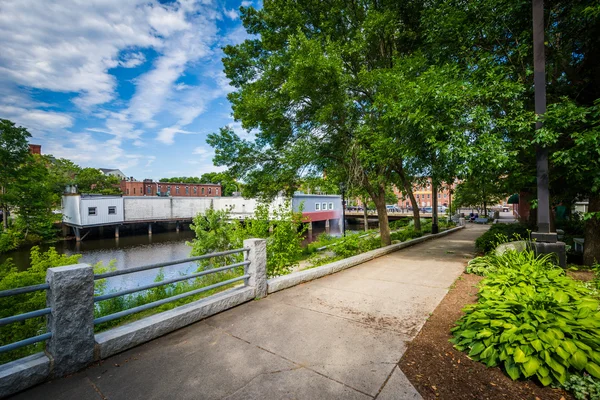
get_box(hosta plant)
[451,251,600,387]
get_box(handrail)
[94,261,250,302]
[94,248,249,279]
[0,283,49,298]
[0,308,52,327]
[0,333,52,354]
[0,285,52,353]
[94,275,249,325]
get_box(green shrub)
[563,373,600,400]
[475,223,531,253]
[451,250,600,388]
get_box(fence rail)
[0,239,268,398]
[94,248,249,280]
[0,284,52,354]
[93,247,250,324]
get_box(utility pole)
[431,182,439,234]
[530,0,565,265]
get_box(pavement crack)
[85,376,108,400]
[373,365,398,399]
[220,366,302,400]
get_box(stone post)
[46,264,95,377]
[243,238,267,299]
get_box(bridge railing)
[93,248,250,325]
[0,284,52,354]
[0,238,267,398]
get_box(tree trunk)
[371,186,391,246]
[583,193,600,266]
[432,183,439,234]
[1,186,7,230]
[399,172,421,232]
[483,199,487,217]
[362,196,369,232]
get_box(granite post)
[46,264,95,377]
[243,238,267,299]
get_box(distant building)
[120,179,222,197]
[394,179,455,208]
[99,168,126,179]
[29,144,42,155]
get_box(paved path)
[12,225,488,400]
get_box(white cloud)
[157,127,199,145]
[43,133,142,171]
[241,1,253,7]
[0,104,73,132]
[224,8,238,20]
[192,147,209,155]
[119,52,146,68]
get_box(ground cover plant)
[452,250,600,392]
[474,223,531,253]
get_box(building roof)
[99,168,122,174]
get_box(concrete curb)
[0,353,50,398]
[94,286,255,360]
[267,225,465,294]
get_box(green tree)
[43,156,81,207]
[0,120,31,230]
[209,1,431,246]
[75,168,121,195]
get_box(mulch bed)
[399,273,572,400]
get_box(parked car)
[422,207,433,213]
[386,205,400,213]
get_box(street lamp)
[339,182,346,237]
[530,0,565,265]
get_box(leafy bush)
[563,373,600,400]
[475,223,531,253]
[451,250,600,388]
[466,250,538,276]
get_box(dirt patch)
[399,273,572,400]
[567,270,596,282]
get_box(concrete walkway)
[12,225,488,400]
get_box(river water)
[1,219,377,291]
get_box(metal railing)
[0,284,52,354]
[93,247,251,325]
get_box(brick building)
[394,179,455,208]
[120,180,221,197]
[29,144,41,155]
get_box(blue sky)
[0,0,257,180]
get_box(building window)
[216,188,219,195]
[444,194,448,198]
[167,186,171,194]
[329,202,334,210]
[427,194,430,198]
[416,194,419,199]
[322,203,327,210]
[202,187,205,195]
[315,203,320,211]
[88,207,97,216]
[186,187,189,194]
[176,186,180,194]
[208,188,212,194]
[108,206,116,215]
[438,194,441,198]
[194,187,197,194]
[126,189,129,195]
[147,186,151,195]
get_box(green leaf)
[570,350,588,370]
[562,340,578,355]
[586,362,600,379]
[513,347,528,363]
[536,373,553,386]
[521,357,540,377]
[504,359,521,380]
[469,342,485,357]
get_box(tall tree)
[0,120,31,230]
[210,1,426,246]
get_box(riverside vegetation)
[1,203,454,365]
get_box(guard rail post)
[46,264,95,377]
[243,239,267,299]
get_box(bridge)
[344,210,434,220]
